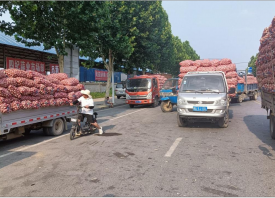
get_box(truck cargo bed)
[0,106,77,135]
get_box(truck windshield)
[162,79,178,90]
[180,75,225,93]
[126,78,152,91]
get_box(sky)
[1,2,275,71]
[162,1,275,70]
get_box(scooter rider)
[71,90,103,135]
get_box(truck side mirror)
[228,87,235,94]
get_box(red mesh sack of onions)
[0,87,11,97]
[226,71,238,78]
[201,59,211,67]
[238,79,245,84]
[178,79,183,86]
[25,70,34,79]
[0,97,9,103]
[46,87,55,95]
[30,87,39,96]
[47,73,68,81]
[227,84,236,89]
[35,84,46,95]
[21,100,33,110]
[32,101,41,109]
[0,103,11,114]
[49,99,58,106]
[54,92,68,99]
[4,69,26,78]
[76,84,84,91]
[75,91,82,99]
[211,59,221,67]
[10,97,20,103]
[62,98,70,105]
[61,78,79,86]
[46,76,61,85]
[197,67,216,71]
[18,86,31,96]
[11,101,22,111]
[8,85,21,98]
[0,70,7,79]
[193,60,202,67]
[34,77,52,87]
[220,58,232,65]
[68,92,76,100]
[31,71,45,79]
[54,84,67,92]
[180,66,197,73]
[65,86,79,92]
[16,77,35,87]
[40,95,54,100]
[40,99,50,108]
[56,98,65,106]
[226,78,238,85]
[21,96,34,101]
[179,60,193,67]
[216,64,236,73]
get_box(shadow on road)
[0,151,36,169]
[243,115,275,160]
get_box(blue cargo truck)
[231,70,258,103]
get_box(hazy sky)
[1,2,275,70]
[162,1,275,70]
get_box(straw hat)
[80,90,92,98]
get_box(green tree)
[248,54,258,76]
[0,1,105,72]
[81,1,138,97]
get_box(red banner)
[95,70,108,81]
[50,64,60,74]
[6,57,45,74]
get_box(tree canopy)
[248,54,258,77]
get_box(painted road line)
[0,108,145,159]
[165,137,183,157]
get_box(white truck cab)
[177,71,235,128]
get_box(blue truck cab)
[160,78,179,112]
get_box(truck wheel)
[253,93,258,100]
[177,113,188,127]
[237,96,243,103]
[129,104,134,108]
[218,110,229,128]
[152,97,159,108]
[117,96,121,99]
[161,101,173,112]
[70,126,76,140]
[270,115,275,139]
[45,118,65,136]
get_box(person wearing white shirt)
[72,90,103,135]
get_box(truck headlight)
[126,93,131,100]
[217,99,227,106]
[147,92,152,99]
[177,98,187,105]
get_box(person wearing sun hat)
[72,89,103,134]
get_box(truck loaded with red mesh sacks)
[125,75,161,108]
[178,58,239,102]
[256,16,275,139]
[0,69,84,140]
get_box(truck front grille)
[187,109,213,113]
[187,101,214,105]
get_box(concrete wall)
[82,82,117,93]
[64,46,79,79]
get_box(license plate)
[193,106,207,112]
[120,91,124,93]
[135,101,141,104]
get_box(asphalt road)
[0,97,275,196]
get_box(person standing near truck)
[72,90,103,135]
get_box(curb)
[94,102,126,111]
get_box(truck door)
[152,78,158,98]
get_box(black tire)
[218,110,229,128]
[117,96,121,99]
[45,118,65,136]
[70,127,76,140]
[270,115,275,139]
[152,97,159,108]
[129,104,134,108]
[161,101,173,112]
[177,113,188,127]
[237,96,243,103]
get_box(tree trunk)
[103,49,114,98]
[58,55,64,73]
[142,69,146,75]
